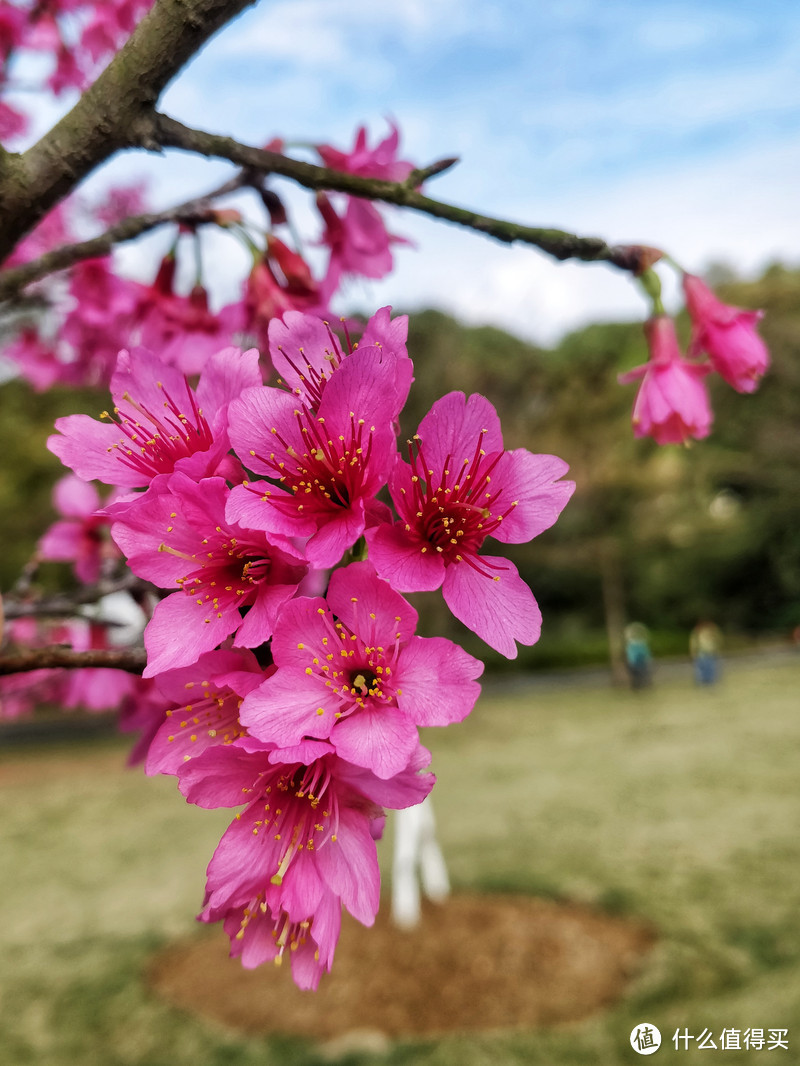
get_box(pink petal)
[239,671,336,746]
[143,593,237,677]
[490,450,575,543]
[330,705,420,779]
[442,556,542,658]
[326,561,418,642]
[366,521,445,592]
[396,636,482,725]
[416,392,504,473]
[53,474,100,518]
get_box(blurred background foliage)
[2,263,798,673]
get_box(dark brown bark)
[0,0,257,263]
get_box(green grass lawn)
[2,655,799,1065]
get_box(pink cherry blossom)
[3,329,64,392]
[683,273,769,393]
[220,888,340,989]
[144,648,267,775]
[48,345,261,487]
[180,739,433,927]
[240,562,482,779]
[317,192,409,286]
[38,475,118,583]
[268,305,411,412]
[619,316,713,445]
[316,121,415,182]
[108,473,306,677]
[366,391,574,658]
[225,344,405,569]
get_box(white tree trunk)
[391,795,450,928]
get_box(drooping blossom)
[225,343,406,569]
[144,648,267,775]
[240,562,482,779]
[316,122,415,182]
[367,391,574,658]
[38,475,119,583]
[315,122,416,289]
[219,887,341,990]
[108,473,306,677]
[244,237,331,351]
[136,252,246,375]
[48,345,261,487]
[317,192,409,287]
[268,305,411,412]
[619,316,713,445]
[59,257,144,385]
[683,273,769,393]
[180,737,434,928]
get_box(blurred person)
[624,622,653,690]
[690,620,723,685]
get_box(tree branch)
[0,0,258,263]
[146,112,650,271]
[0,172,248,302]
[3,573,154,621]
[0,647,146,675]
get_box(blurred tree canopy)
[3,263,798,670]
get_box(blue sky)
[24,0,800,343]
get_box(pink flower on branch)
[367,392,574,658]
[38,474,119,583]
[316,122,415,183]
[240,562,482,779]
[683,273,769,393]
[180,739,433,928]
[220,887,341,990]
[619,316,713,445]
[225,344,407,569]
[144,648,267,776]
[48,345,262,487]
[268,305,411,412]
[108,473,307,677]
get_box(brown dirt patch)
[148,894,656,1041]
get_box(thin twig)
[0,172,248,301]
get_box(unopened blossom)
[240,562,482,779]
[38,475,118,583]
[619,316,713,445]
[48,345,261,488]
[144,648,267,776]
[367,391,574,658]
[108,473,306,676]
[683,273,769,393]
[225,344,406,569]
[179,737,433,926]
[244,237,330,350]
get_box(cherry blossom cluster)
[619,272,769,445]
[0,0,154,140]
[5,122,417,391]
[44,308,574,987]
